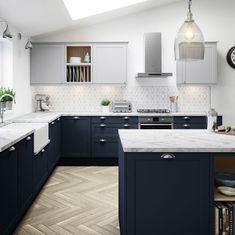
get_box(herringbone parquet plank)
[14,167,120,235]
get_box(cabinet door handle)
[123,124,130,127]
[99,139,106,143]
[41,149,45,153]
[9,146,15,152]
[73,117,79,119]
[183,124,190,128]
[183,116,190,120]
[26,136,31,141]
[51,122,55,125]
[123,117,129,120]
[57,118,60,121]
[161,153,176,160]
[100,124,106,127]
[100,117,106,120]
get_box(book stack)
[215,202,235,235]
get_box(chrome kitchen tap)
[0,94,15,123]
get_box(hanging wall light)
[18,33,33,50]
[2,23,12,39]
[25,39,33,50]
[174,0,205,61]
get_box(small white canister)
[207,108,218,132]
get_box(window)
[0,39,13,88]
[63,0,148,20]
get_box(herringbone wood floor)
[14,167,120,235]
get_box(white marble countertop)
[13,111,208,123]
[61,111,207,117]
[0,122,51,153]
[13,112,61,123]
[0,124,35,152]
[118,130,235,153]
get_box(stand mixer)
[35,94,50,112]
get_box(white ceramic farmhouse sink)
[2,123,49,154]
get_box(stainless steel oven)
[139,116,173,129]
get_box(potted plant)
[101,98,111,113]
[0,87,16,110]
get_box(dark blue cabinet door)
[18,135,34,213]
[174,116,207,129]
[33,147,48,193]
[48,121,56,171]
[62,117,91,158]
[119,152,213,235]
[0,146,18,235]
[92,138,118,158]
[55,118,61,161]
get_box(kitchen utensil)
[215,172,235,187]
[70,57,81,64]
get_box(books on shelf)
[215,202,235,235]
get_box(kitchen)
[0,0,235,234]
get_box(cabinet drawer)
[92,138,118,158]
[92,116,138,124]
[174,123,207,129]
[174,116,207,124]
[92,123,138,136]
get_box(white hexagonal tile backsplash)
[32,85,210,112]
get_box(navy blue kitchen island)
[118,129,235,235]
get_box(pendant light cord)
[188,0,192,13]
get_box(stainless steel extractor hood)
[136,32,172,78]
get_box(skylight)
[63,0,148,20]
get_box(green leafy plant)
[0,87,16,102]
[101,98,110,106]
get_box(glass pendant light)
[175,0,205,61]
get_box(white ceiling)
[0,0,182,37]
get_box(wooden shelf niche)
[66,46,91,83]
[214,157,235,201]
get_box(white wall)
[34,0,235,125]
[0,23,32,120]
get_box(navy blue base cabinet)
[48,118,61,171]
[18,135,34,214]
[33,146,48,194]
[119,148,213,235]
[91,116,138,159]
[61,116,91,158]
[174,115,223,129]
[0,145,19,235]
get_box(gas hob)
[137,109,171,114]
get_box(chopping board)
[215,131,235,136]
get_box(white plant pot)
[6,101,13,110]
[102,106,110,113]
[0,102,6,109]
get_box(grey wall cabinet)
[30,44,65,84]
[177,42,217,85]
[92,43,127,84]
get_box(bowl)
[70,57,81,64]
[217,186,235,196]
[215,172,235,187]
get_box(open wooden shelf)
[214,187,235,201]
[66,45,92,83]
[214,157,235,201]
[66,63,91,66]
[66,46,91,63]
